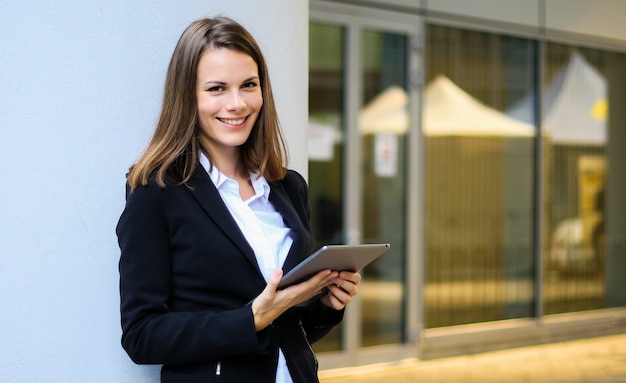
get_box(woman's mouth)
[218,117,246,126]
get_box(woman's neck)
[209,147,243,179]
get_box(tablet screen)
[278,243,390,288]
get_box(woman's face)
[195,48,262,160]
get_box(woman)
[116,16,361,383]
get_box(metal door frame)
[310,0,424,369]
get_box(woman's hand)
[320,271,362,310]
[251,269,338,331]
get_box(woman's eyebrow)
[201,80,227,86]
[201,76,258,86]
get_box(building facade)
[308,0,626,370]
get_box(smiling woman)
[116,16,362,383]
[126,17,288,190]
[195,48,263,189]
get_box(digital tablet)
[278,243,391,288]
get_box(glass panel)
[308,22,345,352]
[360,29,407,346]
[542,45,626,313]
[605,51,626,308]
[424,25,537,327]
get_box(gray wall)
[0,1,307,382]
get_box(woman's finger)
[267,269,283,291]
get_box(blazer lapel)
[186,166,261,273]
[187,165,309,277]
[269,181,306,273]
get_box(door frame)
[310,0,425,369]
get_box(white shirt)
[200,154,294,383]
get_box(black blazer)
[117,166,343,383]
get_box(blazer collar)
[187,165,259,271]
[187,165,304,275]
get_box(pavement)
[318,333,626,383]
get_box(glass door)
[359,28,408,347]
[309,1,422,368]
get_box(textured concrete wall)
[0,1,307,382]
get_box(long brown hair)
[126,16,288,190]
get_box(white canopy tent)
[359,86,410,135]
[507,52,607,145]
[423,75,534,137]
[543,52,607,145]
[358,75,535,137]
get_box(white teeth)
[220,117,245,125]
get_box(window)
[542,44,626,314]
[424,25,537,327]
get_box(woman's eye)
[242,81,258,89]
[208,86,225,92]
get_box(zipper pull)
[216,361,221,376]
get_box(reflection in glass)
[359,30,407,346]
[308,22,344,352]
[424,25,536,327]
[308,18,626,351]
[541,46,609,314]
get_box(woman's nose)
[226,90,246,110]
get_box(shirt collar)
[199,152,270,201]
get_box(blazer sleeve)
[116,180,269,365]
